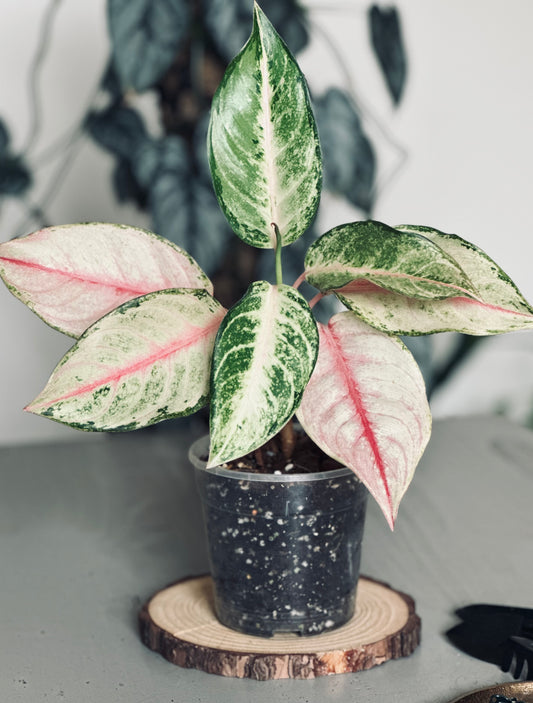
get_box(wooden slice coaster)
[139,575,420,679]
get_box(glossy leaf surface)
[208,281,318,467]
[338,225,533,335]
[305,220,477,299]
[26,289,225,431]
[0,223,212,337]
[208,3,321,249]
[297,312,431,529]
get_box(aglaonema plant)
[2,3,533,529]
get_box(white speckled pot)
[189,435,368,638]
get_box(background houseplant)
[1,2,533,635]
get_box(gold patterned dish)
[450,682,533,703]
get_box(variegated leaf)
[25,289,225,431]
[0,223,212,338]
[305,220,478,299]
[337,225,533,335]
[207,2,322,249]
[208,281,318,467]
[297,312,431,529]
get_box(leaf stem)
[309,291,325,309]
[280,418,296,460]
[272,222,283,286]
[293,272,307,290]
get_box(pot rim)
[188,434,359,484]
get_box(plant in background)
[1,0,408,306]
[1,4,532,530]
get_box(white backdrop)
[1,0,532,444]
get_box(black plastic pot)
[190,436,368,637]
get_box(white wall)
[1,1,532,444]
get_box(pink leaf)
[0,223,212,337]
[297,312,431,529]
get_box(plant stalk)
[280,418,296,460]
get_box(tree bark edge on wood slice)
[139,574,421,680]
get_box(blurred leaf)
[108,0,189,92]
[100,61,124,100]
[0,118,9,155]
[192,113,212,185]
[205,0,309,62]
[112,159,148,207]
[132,135,183,189]
[132,134,232,275]
[0,118,32,197]
[0,156,32,196]
[86,105,148,160]
[402,335,434,389]
[150,172,232,277]
[369,5,407,105]
[314,88,375,215]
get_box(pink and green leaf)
[208,281,319,467]
[296,312,431,529]
[304,220,478,300]
[25,289,225,431]
[337,225,533,335]
[0,223,212,338]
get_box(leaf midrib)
[0,255,152,297]
[28,316,222,409]
[258,30,279,245]
[340,281,533,319]
[308,264,479,298]
[325,323,393,513]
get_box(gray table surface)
[1,415,532,702]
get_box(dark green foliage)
[0,118,31,197]
[314,88,376,215]
[205,0,309,61]
[135,134,232,274]
[85,106,149,160]
[112,159,148,208]
[108,0,190,91]
[369,5,407,105]
[0,120,9,154]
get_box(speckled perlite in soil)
[190,435,368,637]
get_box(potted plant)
[1,3,532,637]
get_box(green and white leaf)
[208,2,322,249]
[26,289,225,431]
[305,220,478,299]
[208,281,319,467]
[337,225,533,335]
[0,223,212,337]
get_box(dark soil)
[207,428,344,475]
